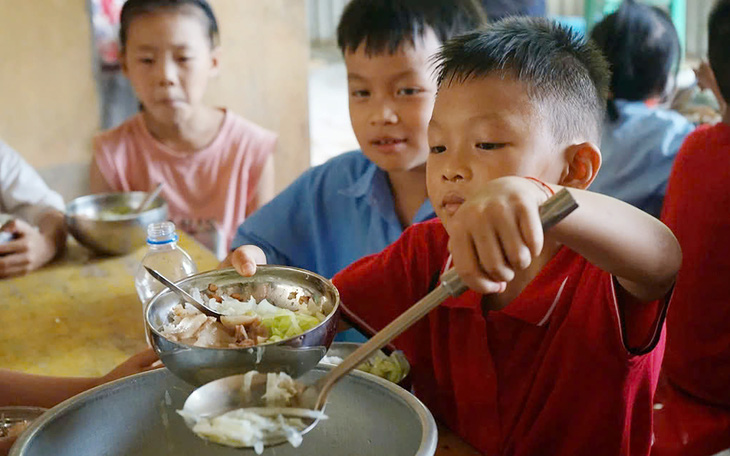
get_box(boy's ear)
[120,52,129,77]
[558,142,601,190]
[209,46,221,78]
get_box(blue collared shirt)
[590,100,694,218]
[232,150,435,279]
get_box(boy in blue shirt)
[225,0,487,279]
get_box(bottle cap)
[146,221,178,245]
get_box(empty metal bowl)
[146,267,340,386]
[65,192,168,256]
[10,367,437,456]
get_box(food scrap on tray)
[160,283,328,348]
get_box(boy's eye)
[397,87,422,96]
[350,90,370,98]
[177,56,193,63]
[476,143,506,150]
[138,58,154,64]
[430,145,446,154]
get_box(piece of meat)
[221,314,260,329]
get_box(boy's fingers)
[473,226,514,283]
[0,220,16,232]
[2,219,33,235]
[0,253,29,270]
[0,239,26,255]
[450,230,507,294]
[517,203,544,258]
[230,245,267,277]
[493,211,532,271]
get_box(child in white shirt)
[0,139,66,277]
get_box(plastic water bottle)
[135,221,198,306]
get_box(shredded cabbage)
[321,350,410,384]
[178,371,326,454]
[162,285,329,348]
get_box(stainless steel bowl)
[320,342,412,386]
[10,367,437,456]
[146,267,340,386]
[65,192,168,256]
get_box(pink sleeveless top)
[93,110,276,256]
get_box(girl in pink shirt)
[90,0,276,257]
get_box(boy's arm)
[547,185,680,301]
[0,348,159,408]
[449,177,681,302]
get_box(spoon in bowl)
[134,182,164,214]
[180,188,579,448]
[145,266,223,320]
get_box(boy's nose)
[369,102,398,125]
[157,58,177,86]
[441,155,472,182]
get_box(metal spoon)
[134,182,164,214]
[145,266,223,320]
[181,188,579,447]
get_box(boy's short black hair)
[120,0,220,50]
[590,0,680,122]
[709,0,730,103]
[435,17,610,145]
[336,0,488,55]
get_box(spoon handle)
[144,266,221,319]
[135,182,164,214]
[315,188,578,409]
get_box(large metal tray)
[11,366,437,456]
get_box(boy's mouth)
[371,137,407,149]
[441,194,465,216]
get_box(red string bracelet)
[524,176,555,197]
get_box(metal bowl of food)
[10,367,437,456]
[0,407,46,456]
[65,192,168,256]
[320,342,411,386]
[146,267,340,386]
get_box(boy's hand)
[447,176,550,295]
[96,347,161,386]
[0,219,57,278]
[695,60,726,115]
[220,245,267,277]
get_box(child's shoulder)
[223,110,277,144]
[94,114,142,142]
[677,121,730,160]
[92,114,146,155]
[297,150,373,187]
[684,121,730,144]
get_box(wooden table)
[0,234,219,377]
[0,234,480,454]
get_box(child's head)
[427,18,610,224]
[590,0,680,121]
[709,0,730,105]
[119,0,221,126]
[336,0,487,174]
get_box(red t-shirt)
[661,123,730,407]
[333,219,668,456]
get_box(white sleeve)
[0,140,65,226]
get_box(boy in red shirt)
[652,1,730,454]
[232,18,681,455]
